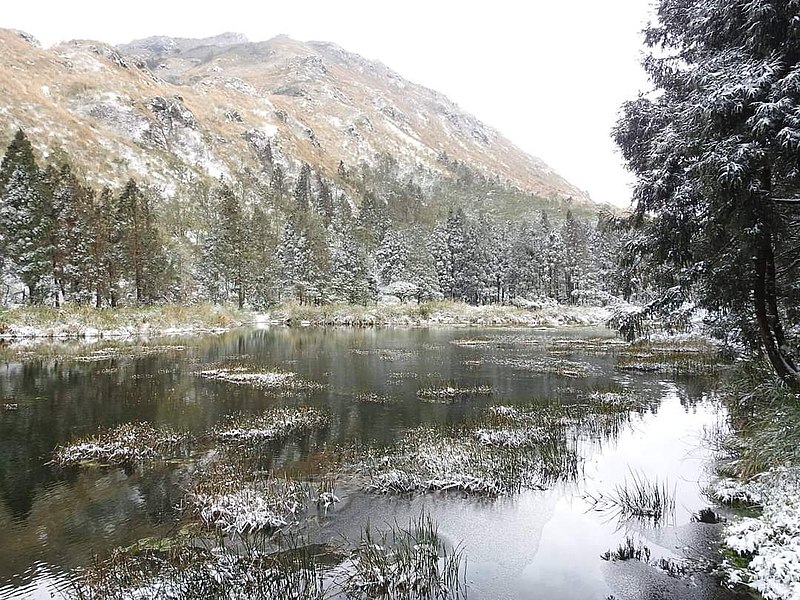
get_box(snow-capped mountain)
[0,29,590,208]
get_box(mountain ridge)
[0,28,593,214]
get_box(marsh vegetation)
[0,327,735,599]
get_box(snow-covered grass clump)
[486,356,600,378]
[356,392,397,404]
[614,338,724,375]
[53,422,193,468]
[416,385,492,403]
[212,407,329,443]
[472,426,549,448]
[71,538,327,600]
[71,514,462,600]
[198,367,294,387]
[711,468,800,600]
[546,336,628,353]
[189,477,311,534]
[72,344,188,362]
[197,367,324,391]
[355,421,578,496]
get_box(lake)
[0,326,745,599]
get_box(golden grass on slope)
[0,28,588,205]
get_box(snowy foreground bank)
[712,469,800,600]
[0,301,611,339]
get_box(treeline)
[0,129,625,309]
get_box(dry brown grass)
[0,28,587,206]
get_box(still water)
[0,326,740,599]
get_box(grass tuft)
[600,537,651,562]
[585,469,676,524]
[53,422,193,469]
[338,511,466,600]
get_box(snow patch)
[713,468,800,599]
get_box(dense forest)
[0,129,626,310]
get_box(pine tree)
[293,163,313,210]
[561,210,589,304]
[357,191,388,248]
[115,180,165,304]
[614,0,800,382]
[218,183,250,308]
[92,187,117,307]
[48,163,96,304]
[0,130,54,304]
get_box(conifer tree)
[115,180,165,304]
[92,187,117,307]
[0,130,54,304]
[614,0,800,382]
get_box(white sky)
[3,1,655,208]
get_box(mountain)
[0,28,592,215]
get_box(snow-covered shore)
[0,303,249,340]
[711,469,800,599]
[0,301,612,340]
[267,300,611,328]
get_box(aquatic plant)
[189,472,312,534]
[337,511,466,600]
[356,392,396,404]
[69,513,463,600]
[545,336,628,354]
[416,385,493,403]
[449,338,495,347]
[315,477,339,515]
[585,470,676,524]
[53,422,193,468]
[484,398,636,446]
[72,345,189,362]
[600,537,651,562]
[212,407,329,444]
[613,338,725,375]
[486,356,599,378]
[197,367,324,391]
[692,508,724,524]
[356,423,579,496]
[69,536,328,600]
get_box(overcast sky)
[4,1,655,208]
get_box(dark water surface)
[0,326,741,599]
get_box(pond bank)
[709,373,800,600]
[0,301,611,340]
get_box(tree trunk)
[754,230,799,386]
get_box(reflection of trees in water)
[0,467,178,586]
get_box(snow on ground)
[711,468,800,599]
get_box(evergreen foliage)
[613,0,800,383]
[0,129,626,311]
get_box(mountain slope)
[0,28,590,209]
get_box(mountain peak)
[119,32,249,57]
[0,28,592,213]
